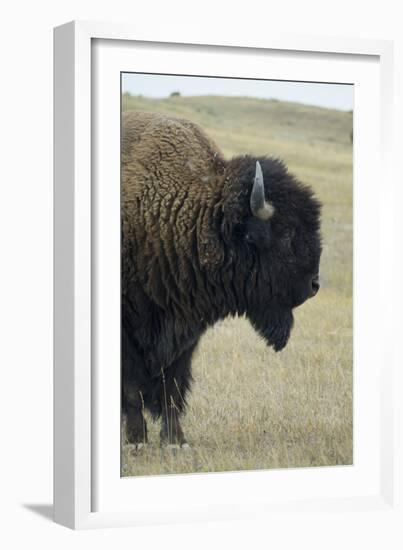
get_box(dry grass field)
[121,92,353,476]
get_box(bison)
[122,110,322,448]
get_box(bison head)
[223,156,322,352]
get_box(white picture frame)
[54,20,398,530]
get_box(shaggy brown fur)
[121,111,322,447]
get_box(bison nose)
[310,275,320,297]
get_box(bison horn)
[250,161,274,220]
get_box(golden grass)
[121,92,353,476]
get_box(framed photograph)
[54,21,397,529]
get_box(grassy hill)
[121,94,353,476]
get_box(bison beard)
[250,304,294,352]
[121,111,322,449]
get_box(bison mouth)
[249,305,294,352]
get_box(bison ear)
[250,161,275,221]
[198,231,225,270]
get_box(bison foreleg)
[123,387,148,446]
[160,402,188,448]
[159,345,195,447]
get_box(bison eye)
[243,220,272,249]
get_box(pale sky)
[122,73,353,112]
